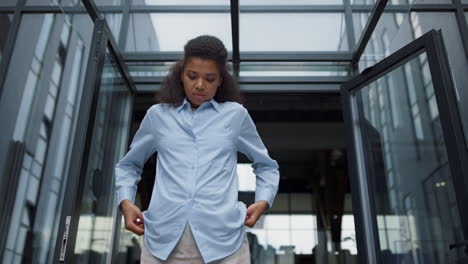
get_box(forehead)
[184,57,220,74]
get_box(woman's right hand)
[120,200,145,236]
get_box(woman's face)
[181,57,222,108]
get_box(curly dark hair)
[156,35,243,106]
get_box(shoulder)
[219,101,247,115]
[148,103,177,114]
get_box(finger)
[245,218,255,228]
[134,217,144,225]
[126,222,145,235]
[246,204,256,212]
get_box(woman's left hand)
[244,200,269,228]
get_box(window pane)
[0,13,94,264]
[240,13,348,51]
[0,0,17,6]
[0,14,14,64]
[360,12,468,147]
[125,13,232,52]
[73,48,132,262]
[132,0,228,5]
[241,0,343,4]
[103,13,122,41]
[240,62,351,77]
[357,52,464,263]
[27,0,121,6]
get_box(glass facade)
[73,48,132,263]
[239,62,351,77]
[360,10,468,154]
[357,52,463,263]
[0,1,467,264]
[0,13,94,263]
[125,13,232,52]
[0,14,14,64]
[240,13,348,51]
[0,0,17,6]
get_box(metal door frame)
[341,29,468,264]
[52,16,136,263]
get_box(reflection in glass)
[360,10,468,158]
[240,13,348,51]
[133,0,344,4]
[0,0,17,6]
[127,61,175,77]
[240,0,343,4]
[240,62,350,77]
[0,13,91,263]
[125,13,232,52]
[356,53,464,263]
[26,0,121,6]
[0,14,14,64]
[242,191,357,263]
[132,0,228,5]
[73,49,131,263]
[103,13,123,41]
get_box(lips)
[194,93,205,98]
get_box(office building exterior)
[0,0,467,263]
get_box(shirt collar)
[176,97,220,112]
[176,98,190,112]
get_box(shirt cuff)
[116,187,137,208]
[255,189,275,210]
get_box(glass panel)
[351,0,451,3]
[0,13,94,263]
[247,214,318,255]
[240,13,348,51]
[0,14,14,64]
[356,52,464,263]
[103,13,122,41]
[127,61,174,77]
[27,0,122,6]
[125,13,232,52]
[240,62,351,77]
[0,0,17,6]
[73,48,132,263]
[350,0,376,3]
[243,194,357,262]
[360,12,468,148]
[132,0,228,5]
[240,0,343,4]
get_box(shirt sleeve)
[115,107,157,207]
[236,107,280,209]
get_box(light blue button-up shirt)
[115,98,279,262]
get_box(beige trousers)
[141,223,251,264]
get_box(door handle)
[449,240,468,256]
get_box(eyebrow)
[187,70,217,77]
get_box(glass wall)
[125,13,232,52]
[357,10,468,148]
[73,48,132,263]
[0,13,94,263]
[240,13,348,52]
[0,14,14,64]
[1,1,468,263]
[357,52,464,263]
[0,0,17,6]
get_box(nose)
[195,78,204,90]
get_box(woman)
[115,35,279,264]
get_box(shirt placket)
[187,108,198,203]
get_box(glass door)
[53,19,135,263]
[342,30,468,264]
